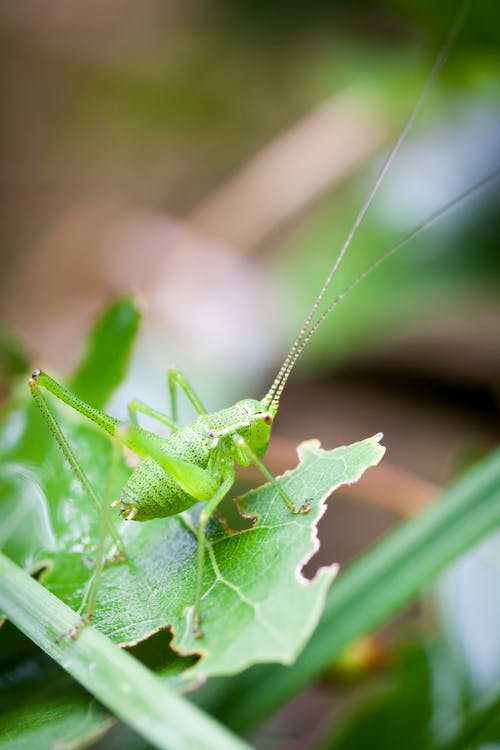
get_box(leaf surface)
[86,435,384,684]
[0,298,385,683]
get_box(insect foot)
[290,499,312,514]
[104,544,126,565]
[55,612,93,644]
[193,615,204,640]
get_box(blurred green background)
[0,1,499,748]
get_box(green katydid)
[28,17,499,639]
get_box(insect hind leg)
[29,372,125,638]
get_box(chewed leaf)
[40,435,385,685]
[171,435,386,683]
[0,297,385,684]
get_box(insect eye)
[262,412,273,425]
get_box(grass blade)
[0,551,252,750]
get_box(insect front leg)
[233,434,311,514]
[167,366,207,423]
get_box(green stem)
[0,552,251,750]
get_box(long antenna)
[267,166,500,403]
[263,8,467,413]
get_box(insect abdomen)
[120,424,212,521]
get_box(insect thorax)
[118,398,273,520]
[202,398,273,460]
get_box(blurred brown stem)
[190,88,386,251]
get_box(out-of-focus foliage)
[317,637,500,750]
[0,1,498,749]
[197,448,500,733]
[0,624,114,750]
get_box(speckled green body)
[120,398,272,521]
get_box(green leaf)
[0,621,107,750]
[0,642,115,750]
[0,297,140,570]
[68,295,140,408]
[0,389,384,683]
[0,297,384,686]
[0,625,99,750]
[206,448,500,732]
[86,436,384,683]
[0,553,252,750]
[7,424,384,682]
